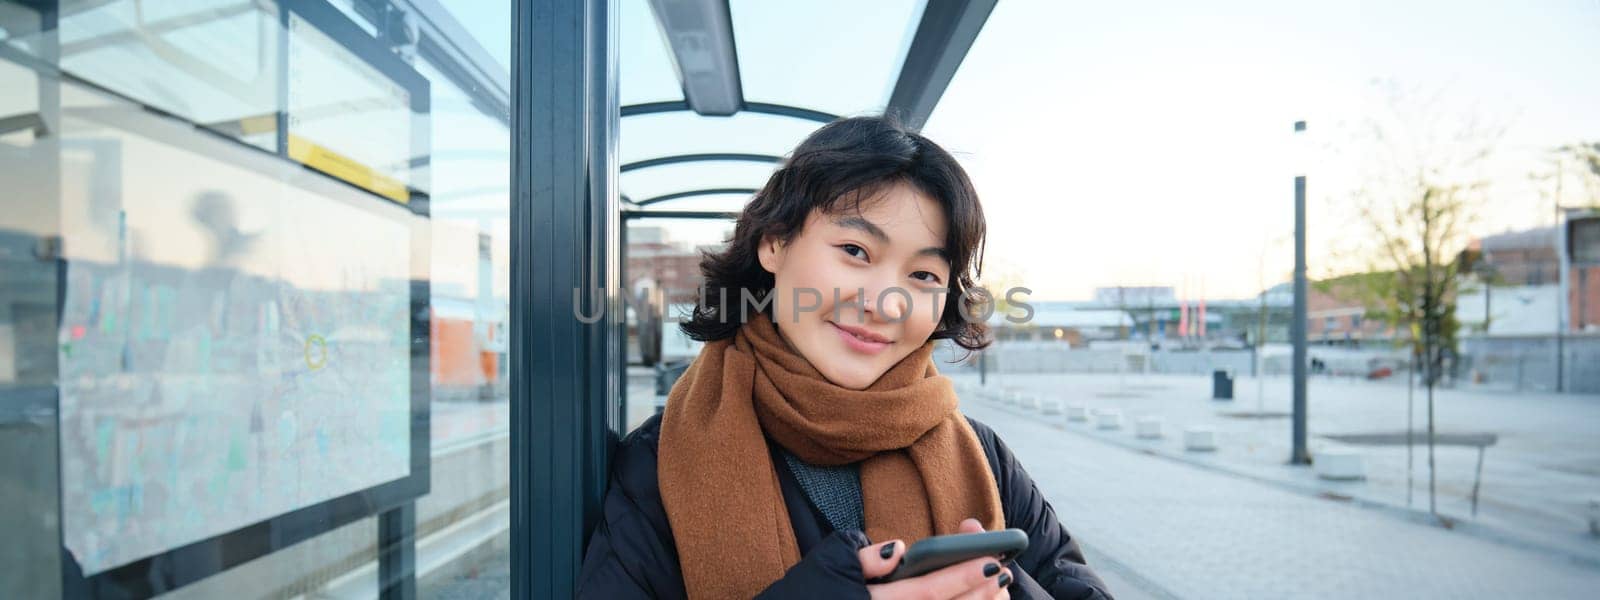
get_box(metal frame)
[13,1,436,595]
[635,187,757,207]
[281,0,433,206]
[621,152,781,172]
[509,0,1002,593]
[647,0,743,116]
[622,99,838,124]
[402,0,512,121]
[510,0,620,597]
[616,0,998,222]
[378,503,417,599]
[623,209,740,220]
[884,0,997,131]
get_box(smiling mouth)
[829,321,893,353]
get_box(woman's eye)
[912,271,942,284]
[839,244,867,260]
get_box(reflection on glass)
[53,84,415,574]
[623,218,728,431]
[287,9,418,199]
[57,1,283,151]
[0,44,64,600]
[0,0,511,597]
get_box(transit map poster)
[54,144,415,576]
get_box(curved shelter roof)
[620,0,997,220]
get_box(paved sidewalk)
[957,395,1600,598]
[949,372,1600,565]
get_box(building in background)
[1459,225,1600,334]
[625,225,717,306]
[1305,277,1399,346]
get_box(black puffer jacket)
[577,414,1114,599]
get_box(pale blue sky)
[921,0,1600,300]
[610,0,1600,300]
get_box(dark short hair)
[681,115,991,351]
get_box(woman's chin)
[817,362,886,391]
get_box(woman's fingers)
[957,518,985,534]
[859,539,905,580]
[870,556,1002,599]
[950,565,1012,600]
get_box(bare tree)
[1542,142,1600,208]
[1342,81,1507,516]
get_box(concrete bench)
[1019,395,1040,410]
[1135,417,1163,439]
[1315,449,1366,481]
[1039,399,1063,415]
[1066,405,1090,422]
[1095,410,1122,430]
[1184,427,1217,451]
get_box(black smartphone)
[872,529,1029,583]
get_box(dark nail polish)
[879,542,896,559]
[983,563,1000,577]
[998,573,1012,588]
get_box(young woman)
[578,116,1111,599]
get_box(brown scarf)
[658,311,1004,599]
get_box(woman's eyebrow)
[832,215,949,262]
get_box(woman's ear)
[756,233,785,275]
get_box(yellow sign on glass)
[288,134,409,205]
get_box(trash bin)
[1212,369,1234,400]
[654,359,691,414]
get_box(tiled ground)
[960,392,1600,598]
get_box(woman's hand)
[860,519,1012,600]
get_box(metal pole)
[1424,184,1438,516]
[1290,120,1311,465]
[1556,176,1568,392]
[1256,264,1267,413]
[511,1,621,596]
[378,503,417,600]
[1428,353,1437,515]
[1407,350,1414,507]
[1580,268,1589,332]
[1471,445,1485,517]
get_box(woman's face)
[758,181,952,390]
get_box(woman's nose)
[862,284,908,323]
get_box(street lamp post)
[1556,202,1568,392]
[1290,120,1311,465]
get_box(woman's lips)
[830,321,891,354]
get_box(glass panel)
[622,160,776,205]
[623,217,730,433]
[55,1,283,151]
[630,193,756,214]
[51,80,417,576]
[437,0,510,76]
[620,0,681,106]
[0,1,510,597]
[286,9,419,197]
[621,111,818,164]
[729,0,925,117]
[0,47,62,600]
